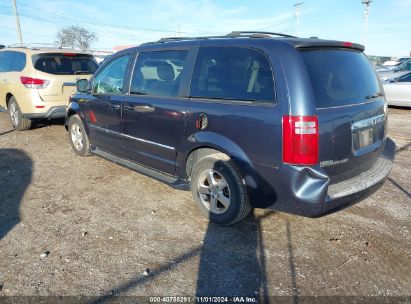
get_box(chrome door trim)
[89,124,175,151]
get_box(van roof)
[138,31,365,52]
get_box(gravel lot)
[0,108,410,302]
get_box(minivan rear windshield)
[32,53,98,75]
[301,49,380,108]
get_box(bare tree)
[56,26,97,50]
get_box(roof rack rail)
[227,31,297,38]
[157,37,194,42]
[7,43,76,50]
[141,35,227,46]
[140,31,298,46]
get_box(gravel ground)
[0,108,410,303]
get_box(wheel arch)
[179,133,254,183]
[65,101,85,132]
[5,93,13,108]
[178,133,277,209]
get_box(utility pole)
[294,2,304,37]
[11,0,23,44]
[362,0,372,46]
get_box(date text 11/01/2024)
[149,296,258,303]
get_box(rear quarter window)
[0,51,13,72]
[32,53,98,75]
[301,49,380,108]
[191,47,275,104]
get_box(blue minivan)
[66,32,395,225]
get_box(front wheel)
[8,97,32,131]
[190,153,251,225]
[68,115,90,156]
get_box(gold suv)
[0,46,98,130]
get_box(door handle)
[133,105,155,113]
[110,103,121,110]
[123,104,155,113]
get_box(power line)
[2,2,299,46]
[14,1,206,35]
[255,18,294,31]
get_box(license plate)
[358,128,374,148]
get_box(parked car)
[0,45,98,130]
[376,63,400,72]
[382,60,399,67]
[383,71,411,107]
[377,59,411,81]
[65,31,395,225]
[397,56,411,63]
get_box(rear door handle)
[123,104,155,113]
[110,103,121,110]
[134,105,155,113]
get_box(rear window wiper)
[365,92,383,99]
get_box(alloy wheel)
[9,102,19,126]
[70,123,84,151]
[197,169,231,214]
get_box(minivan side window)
[130,50,188,97]
[93,55,130,94]
[190,47,275,103]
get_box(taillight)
[20,76,50,89]
[283,115,319,165]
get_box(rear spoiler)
[294,40,365,52]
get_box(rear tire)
[8,97,32,131]
[190,153,251,225]
[68,114,90,157]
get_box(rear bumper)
[262,137,396,217]
[23,106,67,119]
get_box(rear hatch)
[300,48,387,183]
[32,52,98,103]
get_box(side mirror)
[76,79,89,93]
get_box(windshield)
[301,49,380,108]
[32,53,98,75]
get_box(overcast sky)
[0,0,410,56]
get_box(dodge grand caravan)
[0,46,98,130]
[65,31,395,225]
